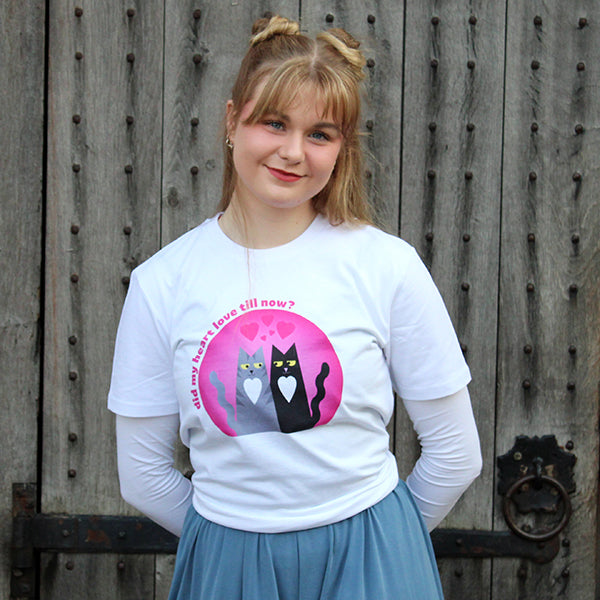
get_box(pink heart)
[277,321,295,339]
[261,335,267,341]
[269,330,275,336]
[262,315,274,326]
[241,323,259,341]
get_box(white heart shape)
[277,376,297,402]
[243,378,262,404]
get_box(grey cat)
[209,347,280,435]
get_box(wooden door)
[2,1,599,599]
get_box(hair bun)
[326,28,361,50]
[250,15,300,46]
[317,28,366,75]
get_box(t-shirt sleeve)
[108,270,179,417]
[387,248,471,400]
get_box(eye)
[253,362,263,368]
[310,130,330,142]
[286,360,297,367]
[240,363,250,370]
[273,360,284,367]
[265,120,285,131]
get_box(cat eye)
[286,360,297,367]
[273,360,284,367]
[253,362,263,368]
[240,363,250,370]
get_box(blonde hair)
[218,16,372,225]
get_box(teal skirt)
[168,480,443,600]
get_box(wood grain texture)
[494,2,600,598]
[400,1,506,597]
[155,555,177,600]
[161,0,299,245]
[42,0,164,596]
[301,0,404,233]
[0,2,45,598]
[40,553,155,600]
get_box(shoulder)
[319,219,419,273]
[321,218,413,249]
[127,215,226,323]
[132,215,220,293]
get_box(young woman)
[109,16,482,599]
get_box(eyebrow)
[314,121,342,133]
[269,110,342,134]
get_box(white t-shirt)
[108,215,470,533]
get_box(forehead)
[244,78,341,125]
[276,89,333,120]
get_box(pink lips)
[266,166,303,182]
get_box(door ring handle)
[503,474,572,542]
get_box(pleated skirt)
[168,480,443,600]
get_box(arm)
[116,413,193,537]
[403,386,482,531]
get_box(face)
[227,84,343,217]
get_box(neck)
[219,196,317,249]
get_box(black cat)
[270,343,329,433]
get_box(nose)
[278,132,304,163]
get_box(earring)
[225,135,234,150]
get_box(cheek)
[242,132,278,163]
[233,132,265,171]
[315,146,342,175]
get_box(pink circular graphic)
[196,309,343,436]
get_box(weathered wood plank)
[155,554,177,600]
[40,553,155,600]
[42,0,164,596]
[161,0,299,246]
[0,1,45,598]
[301,1,404,233]
[400,1,506,597]
[495,2,600,599]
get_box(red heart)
[241,323,259,340]
[277,321,295,339]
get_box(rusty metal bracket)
[430,528,559,564]
[27,513,177,553]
